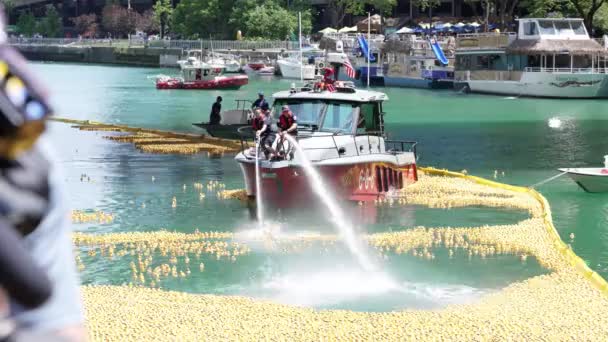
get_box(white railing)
[457,32,517,38]
[524,67,608,74]
[8,37,301,51]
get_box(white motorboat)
[277,55,317,80]
[206,53,242,73]
[559,168,608,192]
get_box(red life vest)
[252,117,263,131]
[278,114,295,131]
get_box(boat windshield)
[273,99,360,134]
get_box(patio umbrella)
[338,26,357,33]
[396,27,414,34]
[319,27,338,34]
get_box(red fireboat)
[235,81,418,206]
[156,57,248,90]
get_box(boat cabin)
[271,83,387,137]
[455,18,608,82]
[181,63,225,82]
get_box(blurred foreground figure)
[0,8,85,342]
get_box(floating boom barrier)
[50,117,245,155]
[77,170,608,340]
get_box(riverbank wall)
[13,45,184,67]
[12,44,286,68]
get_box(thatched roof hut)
[507,39,607,55]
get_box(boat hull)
[458,72,608,98]
[156,75,249,90]
[277,60,316,80]
[559,168,608,193]
[192,123,248,139]
[238,160,417,206]
[384,76,454,89]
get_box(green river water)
[36,62,608,312]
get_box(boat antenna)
[299,12,303,83]
[210,35,214,57]
[367,12,371,88]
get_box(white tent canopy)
[319,27,338,34]
[338,26,357,33]
[396,27,414,34]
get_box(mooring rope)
[529,172,568,189]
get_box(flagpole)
[299,12,303,83]
[367,12,371,88]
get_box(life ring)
[318,62,325,69]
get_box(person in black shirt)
[209,96,222,125]
[251,92,269,111]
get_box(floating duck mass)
[74,171,608,340]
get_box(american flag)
[326,83,336,92]
[343,57,355,79]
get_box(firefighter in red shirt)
[272,105,297,160]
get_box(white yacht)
[455,18,608,98]
[277,52,318,80]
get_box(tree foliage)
[102,4,137,37]
[569,0,607,33]
[16,11,36,37]
[138,10,159,33]
[173,0,236,39]
[38,5,62,38]
[327,0,396,27]
[240,2,307,40]
[153,0,172,38]
[71,14,99,38]
[173,0,311,40]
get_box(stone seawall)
[13,45,182,67]
[12,44,286,68]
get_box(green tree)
[153,0,172,38]
[569,0,607,34]
[173,0,236,39]
[39,5,63,37]
[241,2,297,39]
[1,0,15,23]
[102,4,137,37]
[327,0,396,27]
[15,11,36,37]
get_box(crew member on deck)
[272,105,297,159]
[209,96,222,125]
[253,109,274,159]
[251,92,269,111]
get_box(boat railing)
[237,128,417,160]
[456,32,516,50]
[8,37,301,51]
[524,67,608,74]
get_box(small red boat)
[156,58,248,90]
